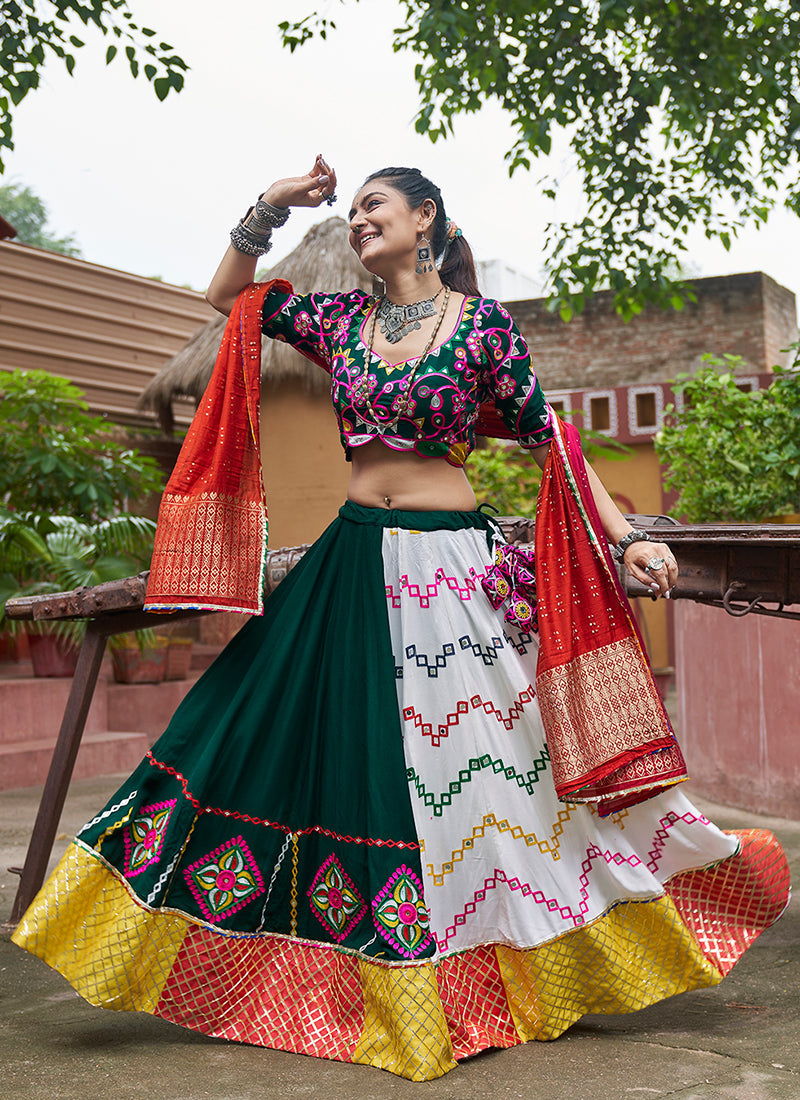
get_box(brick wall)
[506,272,798,392]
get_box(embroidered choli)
[262,287,553,467]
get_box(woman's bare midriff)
[347,439,477,511]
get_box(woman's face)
[348,180,434,276]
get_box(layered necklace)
[376,287,444,344]
[354,284,451,434]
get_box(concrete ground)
[1,775,797,1100]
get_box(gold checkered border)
[12,834,787,1082]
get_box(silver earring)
[416,234,433,274]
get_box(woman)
[13,157,789,1082]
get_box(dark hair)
[361,166,480,296]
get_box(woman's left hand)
[622,540,678,598]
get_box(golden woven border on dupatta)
[12,833,789,1081]
[535,416,688,813]
[145,280,292,614]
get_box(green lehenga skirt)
[13,502,790,1080]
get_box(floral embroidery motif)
[307,854,367,942]
[495,373,516,399]
[123,799,176,878]
[372,865,433,958]
[293,312,312,336]
[183,836,265,923]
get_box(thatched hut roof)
[139,217,371,432]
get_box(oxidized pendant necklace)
[355,285,451,434]
[377,286,444,344]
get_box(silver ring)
[645,556,666,572]
[325,193,337,206]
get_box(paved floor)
[1,775,798,1100]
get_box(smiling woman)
[12,156,790,1082]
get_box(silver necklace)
[376,287,444,344]
[354,285,451,434]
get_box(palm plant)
[0,507,157,644]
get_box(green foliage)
[279,1,800,317]
[467,443,541,516]
[0,369,164,520]
[0,506,156,641]
[468,428,631,517]
[0,181,81,255]
[0,0,188,168]
[654,352,800,522]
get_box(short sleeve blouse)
[262,285,553,467]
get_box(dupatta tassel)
[481,542,538,632]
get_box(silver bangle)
[250,198,291,229]
[230,221,273,257]
[612,529,651,561]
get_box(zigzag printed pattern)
[402,685,536,747]
[406,747,551,816]
[644,809,712,873]
[398,634,507,679]
[502,628,536,655]
[437,844,649,950]
[425,806,578,885]
[435,813,729,949]
[385,567,484,609]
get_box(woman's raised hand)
[261,154,338,210]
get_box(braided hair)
[361,167,480,297]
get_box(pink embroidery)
[644,810,712,874]
[307,854,367,942]
[385,567,483,609]
[183,836,265,924]
[372,865,433,958]
[438,844,648,949]
[481,542,537,631]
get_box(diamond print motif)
[372,865,432,958]
[123,799,176,878]
[307,854,367,942]
[183,835,265,923]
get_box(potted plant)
[109,632,170,684]
[0,508,157,677]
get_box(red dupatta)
[145,280,291,614]
[535,414,688,815]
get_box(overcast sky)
[5,0,800,314]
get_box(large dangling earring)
[416,234,433,275]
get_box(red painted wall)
[675,601,800,819]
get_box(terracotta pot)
[165,638,194,681]
[27,633,80,677]
[111,637,168,684]
[0,630,27,662]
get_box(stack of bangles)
[612,530,676,575]
[230,197,291,257]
